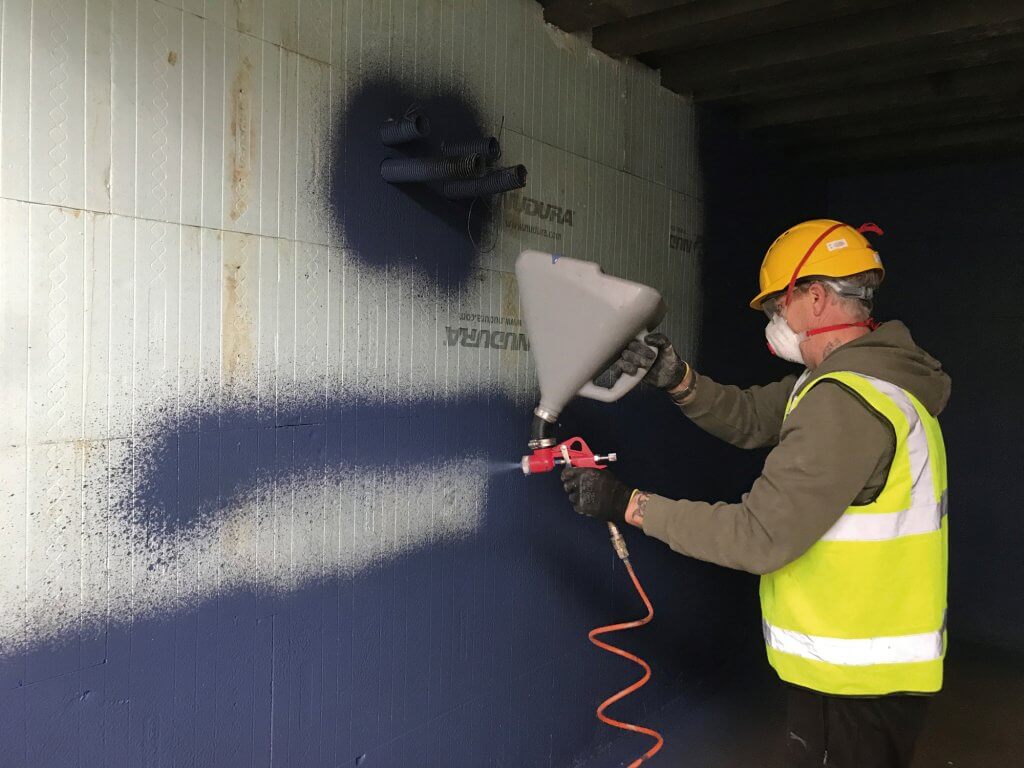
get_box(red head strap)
[784,221,883,304]
[784,223,846,303]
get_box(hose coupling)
[607,522,630,561]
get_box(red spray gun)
[521,434,630,561]
[520,436,617,475]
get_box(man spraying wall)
[561,219,950,768]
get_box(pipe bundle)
[378,111,526,200]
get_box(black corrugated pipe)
[441,164,527,199]
[529,412,555,448]
[380,153,485,183]
[441,136,501,163]
[379,114,430,146]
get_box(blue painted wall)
[0,388,758,768]
[329,76,499,290]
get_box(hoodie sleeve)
[678,371,799,450]
[641,381,895,575]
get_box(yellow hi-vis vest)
[760,371,948,696]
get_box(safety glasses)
[762,282,814,319]
[761,292,791,319]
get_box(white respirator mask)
[765,313,807,365]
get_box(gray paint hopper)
[515,250,667,420]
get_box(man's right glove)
[560,466,632,525]
[594,332,687,391]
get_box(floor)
[586,640,1024,767]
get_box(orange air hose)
[588,523,665,766]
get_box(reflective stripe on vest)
[763,619,944,666]
[821,489,948,542]
[762,370,949,695]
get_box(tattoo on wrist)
[632,492,650,526]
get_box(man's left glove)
[592,332,687,392]
[560,467,633,525]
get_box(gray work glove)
[594,332,687,391]
[560,467,632,525]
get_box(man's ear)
[809,282,829,316]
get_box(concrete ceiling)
[539,0,1024,169]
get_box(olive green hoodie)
[641,321,951,575]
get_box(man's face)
[763,286,814,333]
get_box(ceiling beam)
[542,0,692,33]
[797,117,1024,166]
[661,0,1024,96]
[593,0,903,58]
[737,61,1024,129]
[693,32,1024,103]
[766,100,1024,146]
[823,142,1024,175]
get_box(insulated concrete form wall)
[0,1,705,766]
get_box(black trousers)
[784,685,930,768]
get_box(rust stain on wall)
[499,272,522,375]
[73,440,94,464]
[229,57,255,222]
[222,234,255,386]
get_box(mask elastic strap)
[805,318,879,337]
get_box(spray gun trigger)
[560,443,572,466]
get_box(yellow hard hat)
[750,219,884,310]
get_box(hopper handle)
[577,331,657,403]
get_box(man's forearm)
[623,384,894,573]
[674,371,797,450]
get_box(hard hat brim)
[750,254,884,311]
[750,287,778,311]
